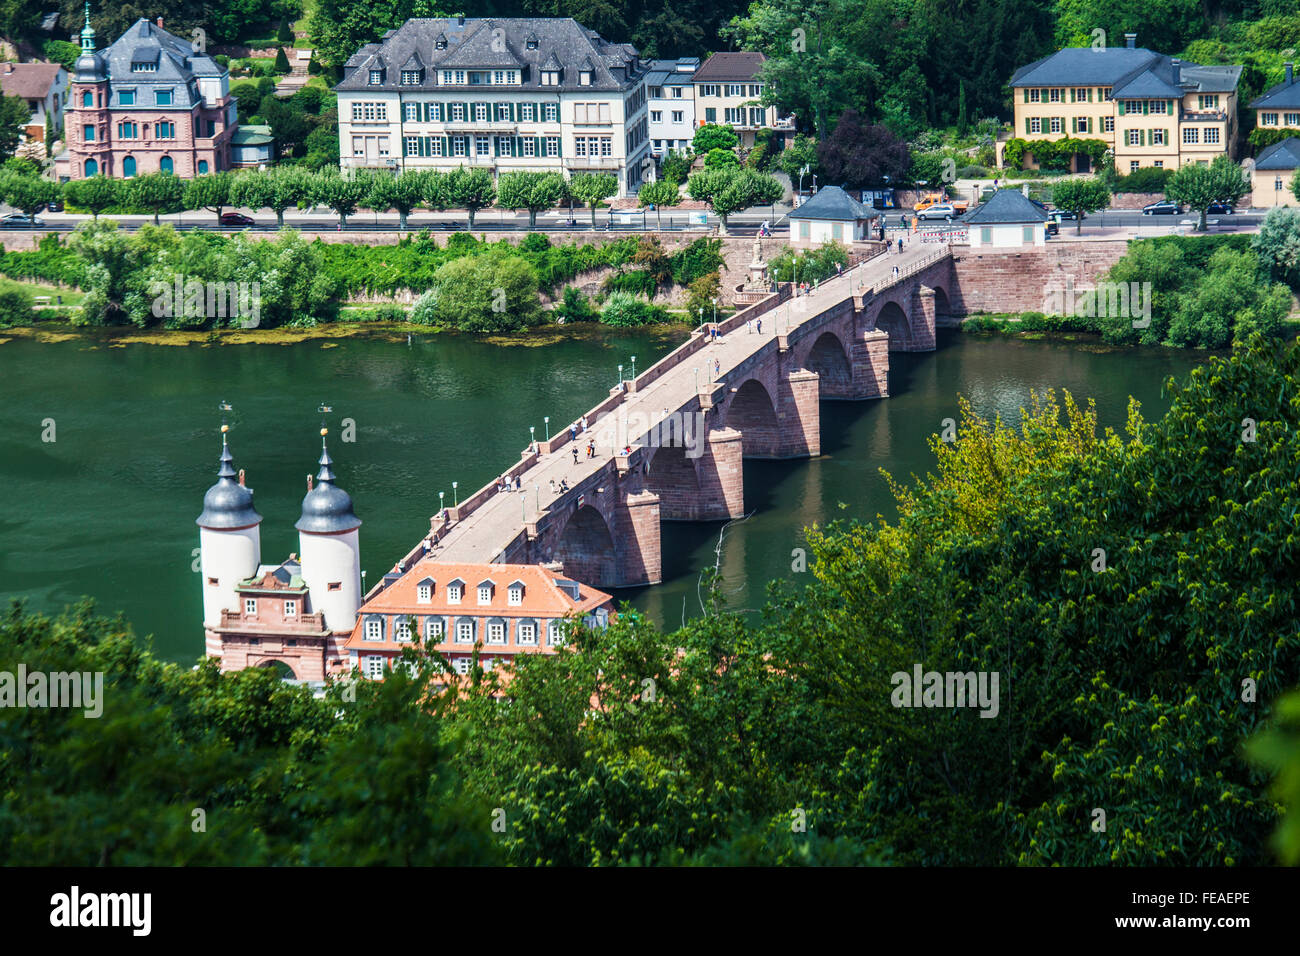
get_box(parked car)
[1207,201,1234,214]
[1,214,45,227]
[42,199,63,213]
[219,212,255,226]
[1056,209,1085,220]
[1142,200,1182,215]
[916,203,957,221]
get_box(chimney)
[1125,33,1136,49]
[457,14,465,25]
[1287,62,1294,84]
[1171,58,1181,85]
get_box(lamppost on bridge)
[536,484,541,514]
[693,367,699,393]
[439,490,445,515]
[617,364,624,386]
[544,416,550,441]
[630,355,636,379]
[452,481,458,507]
[529,425,535,449]
[711,297,717,324]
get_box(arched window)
[83,158,97,177]
[122,156,136,178]
[159,156,173,174]
[197,160,208,174]
[81,90,92,108]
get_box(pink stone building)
[58,6,237,180]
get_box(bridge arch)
[257,659,297,680]
[874,300,911,351]
[645,443,700,521]
[726,378,781,458]
[555,504,618,588]
[805,331,852,398]
[932,285,951,321]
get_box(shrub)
[553,286,598,324]
[956,165,987,178]
[600,291,668,327]
[0,283,34,327]
[1112,166,1174,193]
[684,271,721,319]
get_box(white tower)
[296,427,362,635]
[197,425,262,641]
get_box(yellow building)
[1251,137,1299,208]
[691,52,793,148]
[1249,63,1300,135]
[1008,34,1240,174]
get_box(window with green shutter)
[1071,117,1077,133]
[1118,101,1125,115]
[1025,117,1031,133]
[1140,129,1146,146]
[1142,100,1149,114]
[1087,88,1093,102]
[1023,89,1029,103]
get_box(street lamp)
[618,364,624,385]
[529,425,535,448]
[693,367,699,392]
[452,481,458,507]
[536,484,541,513]
[798,164,809,203]
[544,416,550,441]
[711,297,717,324]
[439,490,445,514]
[630,355,637,379]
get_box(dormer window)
[541,70,559,86]
[369,69,385,85]
[364,619,382,641]
[284,600,297,617]
[477,583,494,605]
[448,582,464,603]
[580,70,592,86]
[417,582,433,603]
[131,61,156,73]
[435,34,447,50]
[394,618,412,642]
[401,69,423,85]
[244,598,257,616]
[526,34,538,50]
[508,584,523,606]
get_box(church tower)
[196,425,263,651]
[296,426,362,639]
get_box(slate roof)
[335,17,644,93]
[790,185,880,221]
[231,124,274,146]
[1249,77,1300,110]
[1010,46,1240,98]
[0,62,63,99]
[1254,137,1300,171]
[646,57,698,86]
[694,51,765,83]
[94,18,225,111]
[961,189,1049,224]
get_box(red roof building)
[344,560,615,680]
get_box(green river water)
[0,328,1202,663]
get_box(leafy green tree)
[688,167,782,232]
[568,172,619,228]
[704,148,739,169]
[1253,206,1300,292]
[312,171,367,226]
[308,0,447,69]
[692,123,738,154]
[1165,156,1250,231]
[659,148,694,186]
[230,167,311,228]
[366,170,426,230]
[63,175,119,219]
[496,171,568,229]
[184,172,234,224]
[443,167,496,228]
[427,254,541,331]
[775,133,818,179]
[1049,177,1111,234]
[1165,247,1290,348]
[259,93,312,157]
[274,47,291,74]
[0,93,30,159]
[0,173,61,222]
[42,40,80,71]
[126,172,185,226]
[638,179,680,229]
[1246,689,1300,865]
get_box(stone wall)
[1109,192,1165,210]
[949,240,1130,316]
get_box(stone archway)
[806,331,853,398]
[726,378,781,458]
[933,285,952,324]
[555,504,618,588]
[257,659,297,680]
[874,300,911,351]
[645,444,700,521]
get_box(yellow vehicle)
[914,191,968,214]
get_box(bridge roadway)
[379,240,950,590]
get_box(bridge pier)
[849,328,890,399]
[613,489,661,586]
[695,427,745,520]
[914,286,940,351]
[775,369,821,458]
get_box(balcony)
[1181,110,1227,123]
[564,156,620,170]
[443,120,517,133]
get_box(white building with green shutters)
[334,16,651,196]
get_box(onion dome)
[295,429,362,534]
[196,426,262,529]
[74,3,106,82]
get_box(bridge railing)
[861,247,950,296]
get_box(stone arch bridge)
[380,246,955,593]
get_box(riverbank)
[0,318,694,349]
